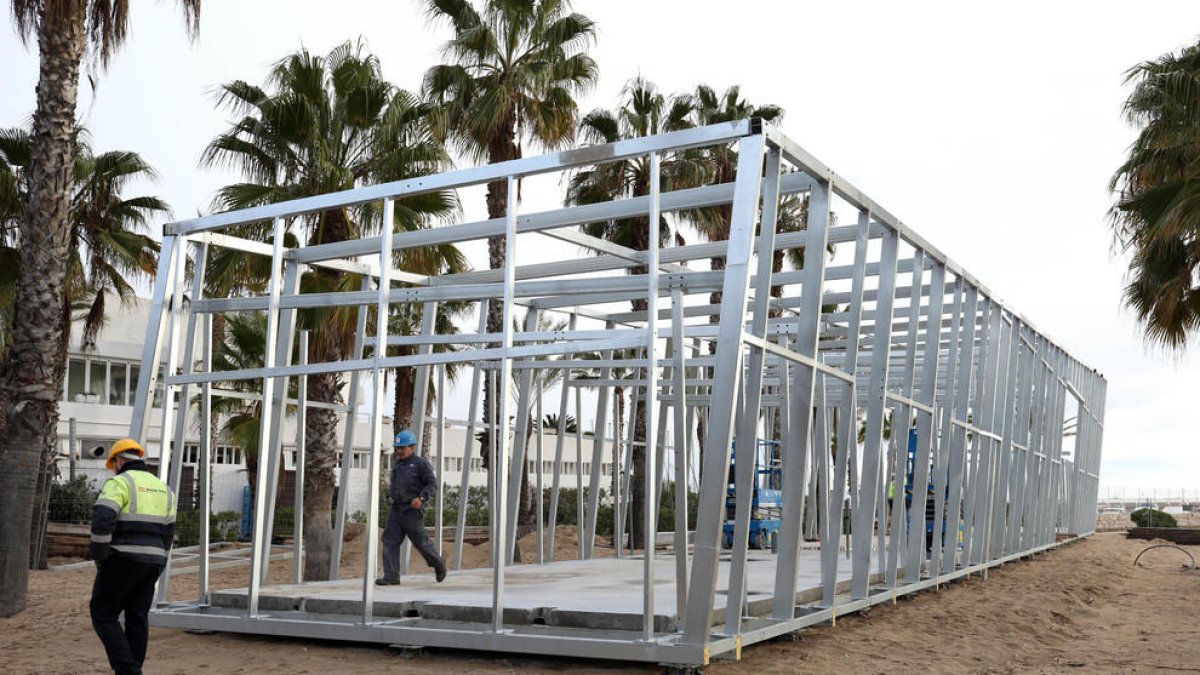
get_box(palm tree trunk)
[301,208,355,581]
[631,396,647,549]
[391,348,416,435]
[480,138,515,461]
[480,122,518,549]
[303,372,340,580]
[519,416,534,526]
[611,386,625,504]
[0,5,88,617]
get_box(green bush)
[272,506,294,538]
[430,485,490,527]
[48,476,99,523]
[174,510,243,547]
[1131,508,1178,528]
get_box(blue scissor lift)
[723,439,782,550]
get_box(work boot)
[375,577,401,586]
[435,566,446,583]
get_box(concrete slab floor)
[210,547,865,632]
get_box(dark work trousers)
[381,505,445,580]
[90,555,164,675]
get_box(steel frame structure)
[132,119,1106,667]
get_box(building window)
[110,364,130,406]
[90,361,108,405]
[63,358,144,407]
[66,358,87,401]
[181,444,243,465]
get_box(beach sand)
[3,530,1197,674]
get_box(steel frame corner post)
[437,363,447,557]
[168,238,210,494]
[154,232,190,492]
[533,378,543,564]
[491,175,520,632]
[454,304,488,570]
[670,287,690,617]
[850,225,898,600]
[820,210,869,607]
[158,238,209,604]
[640,151,664,639]
[330,276,372,580]
[247,217,288,617]
[362,198,396,623]
[574,384,585,561]
[725,147,781,635]
[681,133,766,646]
[130,234,181,443]
[259,258,302,584]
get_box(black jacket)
[389,453,437,509]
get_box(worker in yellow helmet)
[89,438,176,675]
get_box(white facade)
[55,296,615,516]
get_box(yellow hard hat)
[106,438,145,471]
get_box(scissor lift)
[724,440,783,550]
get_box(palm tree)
[684,84,783,309]
[507,308,568,528]
[207,312,272,493]
[0,125,165,571]
[422,0,598,470]
[675,85,783,485]
[389,295,470,441]
[202,41,457,580]
[0,0,199,616]
[565,77,709,547]
[0,128,25,357]
[1110,41,1200,350]
[542,413,576,433]
[0,127,164,355]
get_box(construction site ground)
[3,529,1197,674]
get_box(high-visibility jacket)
[90,460,176,565]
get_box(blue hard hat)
[394,430,417,447]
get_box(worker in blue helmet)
[376,429,447,585]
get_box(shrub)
[48,476,99,523]
[174,510,244,547]
[1131,508,1177,528]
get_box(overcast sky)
[3,1,1199,498]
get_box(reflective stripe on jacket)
[90,461,177,565]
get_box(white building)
[56,295,615,516]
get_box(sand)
[3,531,1197,674]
